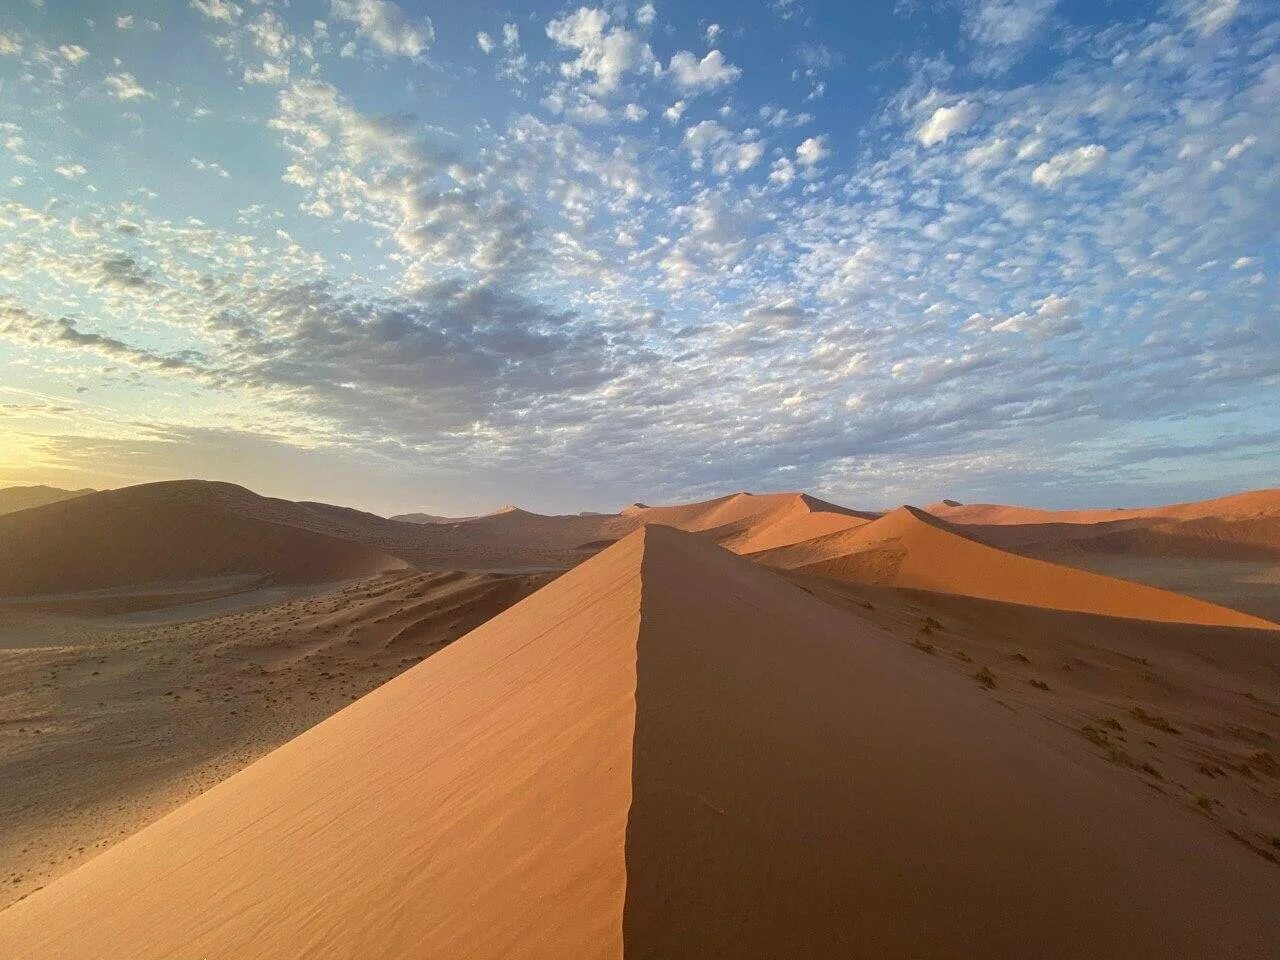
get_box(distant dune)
[625,490,877,553]
[0,485,94,516]
[0,482,405,597]
[926,488,1280,525]
[2,527,1276,958]
[755,505,1277,629]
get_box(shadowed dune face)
[2,527,1278,959]
[0,488,405,597]
[622,529,1279,958]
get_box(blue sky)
[0,0,1276,515]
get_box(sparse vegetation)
[1128,706,1180,735]
[1028,679,1050,691]
[1081,725,1110,747]
[974,667,997,689]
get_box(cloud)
[1186,0,1240,35]
[189,0,242,24]
[104,72,152,101]
[3,0,1277,511]
[58,44,89,63]
[330,0,432,58]
[190,157,231,178]
[1031,144,1106,187]
[54,163,87,179]
[0,33,22,56]
[546,7,656,96]
[795,135,828,166]
[961,0,1057,72]
[974,294,1082,337]
[476,31,493,54]
[916,100,981,146]
[668,49,741,91]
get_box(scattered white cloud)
[668,49,741,91]
[0,0,1276,510]
[546,7,656,96]
[189,0,242,24]
[190,157,230,178]
[104,72,152,101]
[981,294,1082,337]
[1187,0,1240,35]
[1031,144,1107,187]
[916,100,981,146]
[963,137,1008,167]
[961,0,1057,72]
[330,0,432,58]
[58,44,89,63]
[795,135,828,166]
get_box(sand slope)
[756,505,1277,629]
[0,485,93,516]
[2,527,1277,958]
[0,483,405,597]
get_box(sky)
[0,0,1276,516]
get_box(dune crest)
[2,526,1277,958]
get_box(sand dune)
[2,527,1276,958]
[0,483,405,597]
[927,487,1280,525]
[756,505,1277,629]
[0,485,94,516]
[627,490,876,552]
